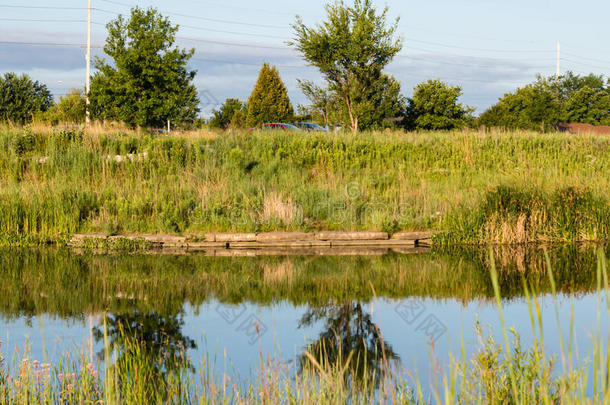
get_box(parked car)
[291,122,328,132]
[249,123,302,132]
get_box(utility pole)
[556,40,561,83]
[85,0,92,127]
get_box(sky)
[1,0,609,116]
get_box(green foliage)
[404,79,474,130]
[42,88,86,125]
[297,80,333,127]
[207,98,247,129]
[0,73,53,124]
[246,63,294,127]
[479,72,610,130]
[442,185,609,244]
[89,7,199,128]
[291,0,403,132]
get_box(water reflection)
[0,244,606,390]
[93,310,196,399]
[298,301,399,389]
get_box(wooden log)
[330,239,416,247]
[256,232,314,242]
[205,233,257,243]
[391,231,434,240]
[315,231,388,241]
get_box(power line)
[561,58,610,71]
[0,18,88,23]
[562,52,610,66]
[178,36,290,51]
[0,4,87,10]
[404,38,556,54]
[0,40,92,47]
[191,55,305,69]
[96,0,288,30]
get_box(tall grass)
[1,251,609,403]
[2,126,610,244]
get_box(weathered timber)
[315,231,388,241]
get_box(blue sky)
[1,0,609,115]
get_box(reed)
[3,126,610,244]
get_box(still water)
[0,245,607,390]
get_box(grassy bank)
[2,126,610,244]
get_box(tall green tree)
[90,7,199,129]
[404,79,474,130]
[291,0,403,132]
[0,73,53,124]
[246,63,294,127]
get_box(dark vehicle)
[249,123,302,132]
[291,122,328,132]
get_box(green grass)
[1,250,609,404]
[2,126,610,244]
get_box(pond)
[0,245,607,397]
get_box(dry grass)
[261,192,300,225]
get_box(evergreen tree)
[246,63,294,127]
[89,7,199,129]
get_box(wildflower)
[33,360,40,369]
[58,373,64,380]
[67,383,74,391]
[87,363,94,372]
[71,372,76,379]
[92,370,99,379]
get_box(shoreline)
[66,231,434,253]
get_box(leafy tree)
[246,63,294,127]
[564,86,610,125]
[479,72,609,130]
[297,80,333,127]
[90,7,199,129]
[208,98,247,129]
[404,79,474,130]
[43,89,86,125]
[0,73,53,124]
[292,0,403,132]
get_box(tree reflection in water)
[298,300,400,390]
[94,309,196,399]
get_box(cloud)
[0,29,551,114]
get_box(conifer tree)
[246,63,294,127]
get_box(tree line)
[0,0,608,132]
